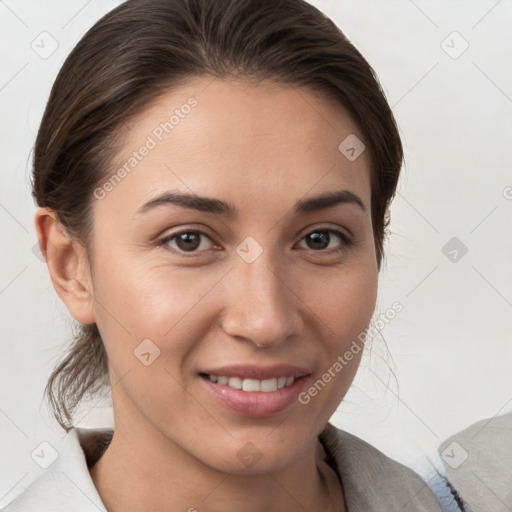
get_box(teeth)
[261,378,277,392]
[242,378,261,392]
[228,376,242,389]
[207,374,295,392]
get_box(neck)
[88,420,345,512]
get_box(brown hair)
[33,0,403,431]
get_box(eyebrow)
[134,189,366,218]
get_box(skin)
[36,76,378,512]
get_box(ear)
[34,207,96,324]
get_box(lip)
[198,364,311,418]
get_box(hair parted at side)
[33,0,403,431]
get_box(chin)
[215,446,302,475]
[196,428,313,475]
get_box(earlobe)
[34,207,96,325]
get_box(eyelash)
[158,228,353,257]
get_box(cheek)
[298,261,377,399]
[302,261,378,345]
[89,255,217,421]
[90,247,224,366]
[275,261,378,440]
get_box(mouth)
[198,364,310,418]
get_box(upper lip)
[200,364,310,380]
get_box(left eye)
[297,229,348,251]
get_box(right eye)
[160,230,217,254]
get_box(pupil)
[177,232,200,251]
[308,231,329,250]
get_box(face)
[86,76,377,473]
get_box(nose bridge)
[220,246,301,346]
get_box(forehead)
[97,76,372,218]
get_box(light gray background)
[1,0,511,506]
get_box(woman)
[2,0,468,510]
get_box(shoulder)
[319,422,464,512]
[2,428,110,512]
[439,412,512,511]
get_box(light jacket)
[2,422,464,511]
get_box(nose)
[219,251,303,349]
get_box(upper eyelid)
[160,229,215,246]
[296,224,351,240]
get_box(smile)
[199,366,310,417]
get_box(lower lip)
[199,375,309,418]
